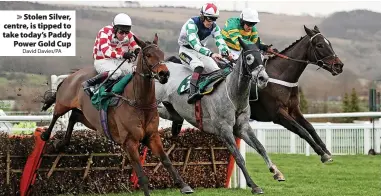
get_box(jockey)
[178,3,233,104]
[82,13,141,97]
[221,8,278,60]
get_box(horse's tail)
[41,80,64,111]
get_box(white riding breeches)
[94,58,134,80]
[178,46,220,73]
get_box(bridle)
[136,44,165,80]
[268,33,339,74]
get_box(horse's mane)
[268,36,305,60]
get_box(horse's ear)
[238,37,248,51]
[304,25,315,37]
[313,25,320,33]
[133,35,146,48]
[153,33,159,45]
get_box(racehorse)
[156,37,285,194]
[248,25,344,163]
[40,34,194,196]
[166,25,344,180]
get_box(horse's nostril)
[158,71,170,78]
[258,76,265,81]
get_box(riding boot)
[187,66,204,104]
[82,72,108,97]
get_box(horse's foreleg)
[41,103,71,141]
[147,133,194,194]
[292,108,332,156]
[277,108,332,163]
[124,139,150,196]
[54,109,85,151]
[220,124,263,194]
[236,120,285,181]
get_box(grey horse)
[156,37,285,194]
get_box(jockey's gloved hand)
[133,48,141,56]
[123,51,135,60]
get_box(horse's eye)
[246,54,254,65]
[317,43,324,48]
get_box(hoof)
[273,173,286,181]
[40,132,50,141]
[321,153,333,163]
[180,185,194,194]
[251,187,264,194]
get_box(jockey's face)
[116,30,129,41]
[203,16,217,29]
[243,22,257,32]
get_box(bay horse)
[40,34,194,196]
[249,25,344,163]
[156,37,285,194]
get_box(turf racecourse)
[75,154,380,196]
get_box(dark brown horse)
[40,34,194,195]
[249,25,344,163]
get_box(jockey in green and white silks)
[177,2,232,104]
[221,8,278,60]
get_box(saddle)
[177,67,232,96]
[90,74,133,111]
[164,56,233,96]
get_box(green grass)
[0,72,47,86]
[75,154,381,196]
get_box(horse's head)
[304,25,344,76]
[238,37,269,89]
[133,33,170,84]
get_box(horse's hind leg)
[219,123,263,194]
[235,119,285,181]
[146,132,194,194]
[161,101,184,137]
[41,102,71,141]
[124,139,150,196]
[277,108,331,163]
[292,108,332,156]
